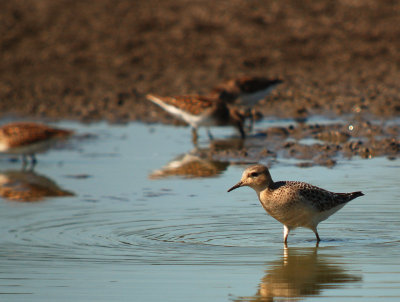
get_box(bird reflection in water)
[0,169,75,202]
[0,122,74,168]
[234,247,362,302]
[149,152,229,179]
[149,137,246,179]
[149,140,242,180]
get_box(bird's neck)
[253,183,271,197]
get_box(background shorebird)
[211,76,283,130]
[228,164,364,244]
[0,122,73,166]
[146,94,245,144]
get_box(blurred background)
[1,0,399,122]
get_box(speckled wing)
[0,123,73,148]
[288,181,363,212]
[147,94,220,115]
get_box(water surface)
[0,121,399,301]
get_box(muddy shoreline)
[1,0,399,165]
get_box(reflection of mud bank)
[207,121,400,167]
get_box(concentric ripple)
[2,203,284,265]
[2,198,398,267]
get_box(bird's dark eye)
[250,172,259,177]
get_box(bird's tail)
[145,94,163,105]
[350,191,364,199]
[338,191,364,202]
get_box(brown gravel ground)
[0,0,399,165]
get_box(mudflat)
[0,0,399,164]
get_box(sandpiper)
[227,164,364,244]
[211,76,283,129]
[211,76,283,106]
[0,122,73,165]
[146,94,245,143]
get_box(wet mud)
[1,0,399,165]
[206,120,400,168]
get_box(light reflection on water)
[0,121,399,301]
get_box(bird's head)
[228,164,273,193]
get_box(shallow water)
[0,121,399,301]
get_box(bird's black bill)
[227,182,242,192]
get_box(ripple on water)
[2,201,399,267]
[1,203,280,264]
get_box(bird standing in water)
[146,94,245,144]
[228,164,364,244]
[211,76,283,130]
[0,122,73,167]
